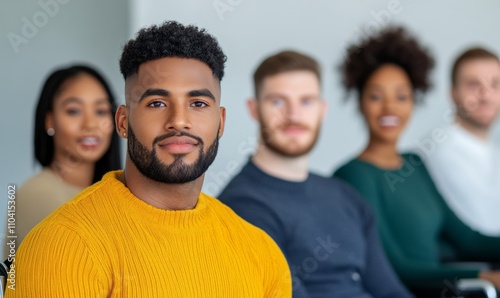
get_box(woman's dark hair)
[34,65,121,183]
[341,26,435,102]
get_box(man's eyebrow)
[261,92,286,100]
[138,88,170,102]
[188,89,216,102]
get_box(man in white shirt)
[424,47,500,236]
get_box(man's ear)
[218,106,226,139]
[247,98,260,121]
[116,105,129,138]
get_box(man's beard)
[456,104,496,131]
[127,126,219,184]
[259,119,321,157]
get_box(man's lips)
[281,125,308,136]
[158,136,199,146]
[157,136,199,154]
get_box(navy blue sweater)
[218,160,413,298]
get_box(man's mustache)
[153,131,204,146]
[278,122,310,130]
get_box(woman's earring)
[47,128,55,136]
[122,131,127,138]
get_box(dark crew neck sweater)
[219,160,412,298]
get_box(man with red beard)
[218,51,412,298]
[423,48,500,236]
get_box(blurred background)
[1,0,499,258]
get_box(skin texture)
[116,57,226,210]
[248,70,326,181]
[358,64,414,169]
[45,73,114,187]
[452,58,500,139]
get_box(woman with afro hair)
[333,27,500,296]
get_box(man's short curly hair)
[119,21,227,81]
[341,26,434,102]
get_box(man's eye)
[191,101,208,108]
[271,98,284,107]
[148,101,165,108]
[302,98,315,106]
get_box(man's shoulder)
[63,175,115,211]
[308,172,373,211]
[205,193,280,242]
[27,173,117,233]
[206,193,259,225]
[217,165,265,203]
[310,172,349,187]
[309,172,363,197]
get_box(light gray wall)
[2,0,500,259]
[0,0,130,259]
[130,0,500,196]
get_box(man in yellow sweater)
[6,21,291,297]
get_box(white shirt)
[423,123,500,236]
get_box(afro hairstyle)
[341,26,435,102]
[119,21,227,81]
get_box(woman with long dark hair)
[17,65,121,244]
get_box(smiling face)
[117,57,225,184]
[360,64,414,144]
[249,70,325,157]
[46,73,114,165]
[452,58,500,130]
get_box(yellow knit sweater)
[6,171,291,297]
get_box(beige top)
[15,168,83,246]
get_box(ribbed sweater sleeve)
[7,222,109,297]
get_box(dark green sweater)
[334,153,500,288]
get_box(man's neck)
[251,142,309,182]
[121,159,203,210]
[455,116,490,141]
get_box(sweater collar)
[102,170,212,229]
